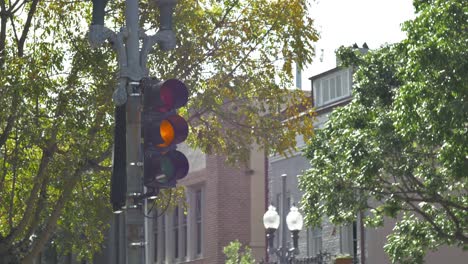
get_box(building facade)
[268,65,355,263]
[267,47,467,264]
[150,144,267,263]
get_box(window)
[154,217,158,262]
[315,81,321,105]
[340,223,354,255]
[313,68,352,107]
[161,215,166,261]
[308,227,323,256]
[330,78,336,99]
[336,75,342,97]
[173,207,179,259]
[182,211,188,259]
[323,79,330,103]
[153,188,204,263]
[154,211,166,263]
[195,189,203,255]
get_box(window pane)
[154,232,158,262]
[184,225,188,258]
[196,222,202,254]
[323,79,329,103]
[330,78,336,100]
[174,207,179,225]
[183,213,187,258]
[162,217,166,261]
[313,227,322,256]
[336,75,342,97]
[286,196,291,244]
[173,207,179,259]
[314,81,321,106]
[174,229,179,258]
[154,209,158,262]
[196,191,202,219]
[343,70,349,96]
[195,190,203,255]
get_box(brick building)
[150,145,267,263]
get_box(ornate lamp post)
[263,174,304,263]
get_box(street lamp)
[263,174,304,263]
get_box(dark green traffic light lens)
[159,156,175,183]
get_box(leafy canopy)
[299,0,467,263]
[0,0,317,262]
[142,0,318,162]
[223,240,255,264]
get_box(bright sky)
[300,0,416,87]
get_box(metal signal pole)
[89,0,177,263]
[124,1,145,263]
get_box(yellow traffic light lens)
[158,120,175,147]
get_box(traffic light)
[141,78,189,194]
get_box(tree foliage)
[223,240,255,264]
[0,0,317,262]
[299,0,467,263]
[145,0,318,162]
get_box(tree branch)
[22,137,113,263]
[370,170,468,244]
[0,90,20,148]
[2,85,67,248]
[22,169,50,246]
[9,13,20,47]
[0,0,8,68]
[17,0,39,57]
[403,197,468,244]
[168,0,240,77]
[9,0,26,16]
[7,130,20,229]
[21,159,97,264]
[3,145,56,247]
[0,146,8,204]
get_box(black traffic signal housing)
[141,78,189,195]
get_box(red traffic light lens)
[159,79,188,110]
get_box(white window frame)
[192,188,204,258]
[314,68,352,107]
[153,209,166,264]
[153,187,204,263]
[340,223,354,255]
[173,206,180,260]
[307,227,323,257]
